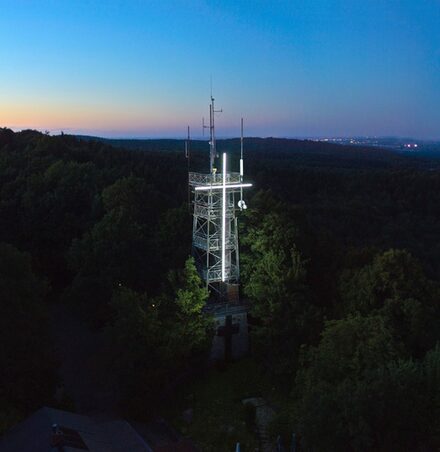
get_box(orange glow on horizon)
[0,100,194,135]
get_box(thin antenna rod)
[240,118,244,161]
[210,98,215,173]
[186,126,191,212]
[185,125,190,158]
[210,77,213,172]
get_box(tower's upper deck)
[189,171,241,187]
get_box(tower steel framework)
[189,97,251,299]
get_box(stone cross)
[217,314,239,361]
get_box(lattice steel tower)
[189,97,251,300]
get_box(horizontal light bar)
[195,183,252,191]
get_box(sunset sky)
[1,0,439,138]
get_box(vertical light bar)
[240,118,244,203]
[222,152,226,282]
[240,117,244,178]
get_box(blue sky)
[0,0,439,138]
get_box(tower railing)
[193,233,237,251]
[193,203,235,218]
[189,171,241,186]
[202,264,239,283]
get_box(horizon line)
[4,127,439,143]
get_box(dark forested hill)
[2,127,439,315]
[79,135,435,168]
[84,134,440,275]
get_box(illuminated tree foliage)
[291,317,440,451]
[241,194,321,377]
[340,249,440,357]
[104,257,212,415]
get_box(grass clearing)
[168,358,284,451]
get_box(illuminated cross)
[194,153,252,282]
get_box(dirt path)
[50,303,119,416]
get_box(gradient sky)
[1,0,439,138]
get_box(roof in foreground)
[0,407,198,452]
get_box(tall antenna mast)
[209,97,215,173]
[207,80,222,174]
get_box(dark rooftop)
[0,407,198,452]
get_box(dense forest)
[1,127,440,451]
